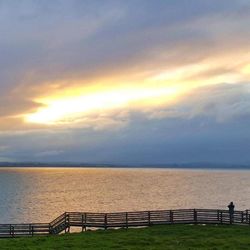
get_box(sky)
[1,0,250,165]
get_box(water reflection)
[0,168,250,223]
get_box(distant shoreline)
[0,163,250,171]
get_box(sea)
[0,167,250,223]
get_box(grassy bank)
[1,224,250,250]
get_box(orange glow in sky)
[25,85,182,125]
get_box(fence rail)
[1,208,250,238]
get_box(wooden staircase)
[49,213,70,234]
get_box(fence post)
[170,210,173,224]
[81,214,84,232]
[68,214,71,233]
[10,225,14,237]
[126,212,128,229]
[194,209,197,224]
[64,213,67,233]
[32,226,34,236]
[148,211,151,226]
[84,213,87,231]
[246,210,249,225]
[104,213,107,230]
[220,211,223,224]
[49,223,52,234]
[217,210,219,222]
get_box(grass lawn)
[1,224,250,250]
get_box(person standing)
[228,202,235,224]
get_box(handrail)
[1,208,250,238]
[50,212,67,227]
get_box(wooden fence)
[1,209,250,238]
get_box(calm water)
[0,167,250,223]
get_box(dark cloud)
[1,0,250,88]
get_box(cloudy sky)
[1,0,250,165]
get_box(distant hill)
[0,161,249,169]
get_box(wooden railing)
[1,208,250,238]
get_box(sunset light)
[25,85,181,125]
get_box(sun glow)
[242,64,250,75]
[23,57,250,127]
[25,85,182,125]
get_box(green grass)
[1,224,250,250]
